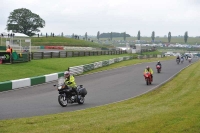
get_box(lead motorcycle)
[54,77,87,107]
[143,72,152,85]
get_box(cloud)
[0,0,200,36]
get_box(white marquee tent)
[1,32,29,38]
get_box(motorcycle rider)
[185,54,188,60]
[176,55,180,62]
[176,55,180,59]
[180,56,184,62]
[144,66,154,81]
[64,71,78,98]
[156,61,162,69]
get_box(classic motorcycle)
[54,77,87,107]
[143,72,152,85]
[156,65,161,73]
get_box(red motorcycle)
[143,72,152,85]
[156,65,161,73]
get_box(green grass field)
[0,57,199,133]
[0,54,130,82]
[0,37,113,49]
[1,36,200,48]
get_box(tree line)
[136,30,188,43]
[96,30,189,43]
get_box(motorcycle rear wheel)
[58,95,68,107]
[77,96,85,104]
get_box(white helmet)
[64,71,70,75]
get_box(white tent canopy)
[1,32,29,37]
[12,33,29,37]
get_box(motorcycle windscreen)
[58,77,65,86]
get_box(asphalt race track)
[0,58,198,120]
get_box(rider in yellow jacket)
[144,66,154,81]
[64,71,78,95]
[64,71,77,88]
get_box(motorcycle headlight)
[58,86,62,90]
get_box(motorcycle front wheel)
[58,94,68,107]
[146,79,149,85]
[157,69,160,73]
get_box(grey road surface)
[0,59,198,120]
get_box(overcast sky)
[0,0,199,37]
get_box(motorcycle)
[54,77,87,107]
[180,58,184,64]
[185,56,188,60]
[176,58,180,64]
[143,72,152,85]
[156,65,161,73]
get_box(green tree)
[137,30,140,40]
[97,31,100,40]
[99,32,131,38]
[184,31,188,43]
[110,32,112,41]
[6,8,45,36]
[151,31,155,42]
[123,32,126,41]
[85,32,87,40]
[168,32,171,43]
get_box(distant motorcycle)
[185,56,188,60]
[156,65,161,73]
[143,72,152,85]
[176,58,180,64]
[54,77,87,107]
[180,58,184,64]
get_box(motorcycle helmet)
[64,71,70,77]
[158,61,160,63]
[146,66,150,70]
